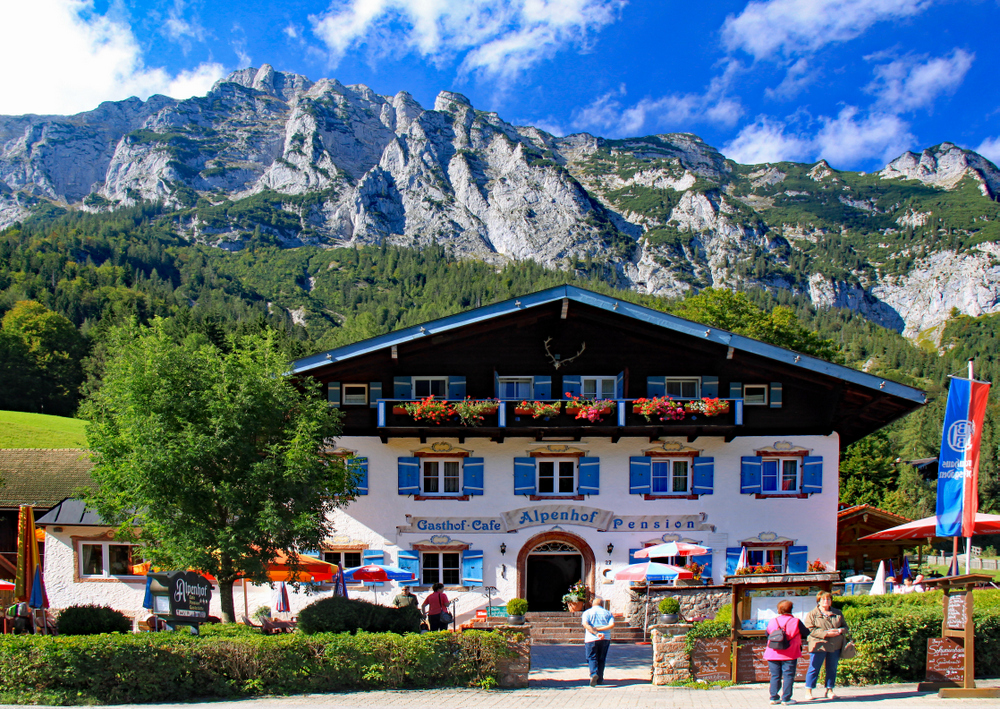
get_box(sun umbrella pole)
[643,589,650,643]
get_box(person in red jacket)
[763,600,803,705]
[421,582,450,631]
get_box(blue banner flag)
[936,377,990,537]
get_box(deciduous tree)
[83,320,354,622]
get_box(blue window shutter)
[394,376,411,399]
[740,456,762,494]
[362,550,385,586]
[398,457,420,496]
[787,546,808,573]
[494,371,500,398]
[463,457,484,496]
[725,548,742,575]
[462,550,484,586]
[770,383,782,408]
[533,376,551,400]
[328,382,341,406]
[448,376,466,399]
[692,457,714,495]
[729,382,742,400]
[802,456,823,494]
[629,457,651,495]
[514,458,536,495]
[369,381,382,408]
[692,553,713,583]
[702,376,718,398]
[628,548,642,566]
[562,375,581,398]
[578,457,600,496]
[646,376,665,397]
[398,550,419,580]
[616,370,625,399]
[351,457,369,495]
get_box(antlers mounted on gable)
[543,337,586,370]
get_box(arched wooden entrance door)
[517,531,596,612]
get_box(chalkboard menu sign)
[926,638,964,683]
[692,637,732,681]
[946,594,967,630]
[735,636,811,683]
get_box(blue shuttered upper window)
[398,457,484,497]
[631,456,713,496]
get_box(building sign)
[148,570,214,621]
[397,508,714,534]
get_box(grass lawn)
[916,563,1000,582]
[0,410,87,448]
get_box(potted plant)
[683,397,730,417]
[632,396,686,422]
[564,392,616,422]
[515,400,562,418]
[683,561,705,584]
[506,597,528,625]
[561,580,588,612]
[403,396,451,423]
[658,596,680,623]
[451,398,499,426]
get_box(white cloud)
[722,0,933,61]
[309,0,625,80]
[765,58,817,101]
[165,0,206,43]
[723,106,914,167]
[976,137,1000,166]
[866,49,974,113]
[0,0,224,115]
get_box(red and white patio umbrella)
[859,512,1000,541]
[614,561,694,582]
[634,541,710,559]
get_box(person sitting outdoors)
[912,574,926,592]
[894,577,915,594]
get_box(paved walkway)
[3,644,998,709]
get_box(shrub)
[659,596,681,614]
[55,605,131,635]
[297,595,420,635]
[0,629,521,704]
[506,598,528,615]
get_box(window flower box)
[402,396,451,424]
[451,398,500,426]
[516,401,562,418]
[564,393,616,422]
[632,396,686,422]
[683,397,730,417]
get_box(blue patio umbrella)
[142,574,154,609]
[886,559,896,580]
[900,557,912,580]
[28,566,47,608]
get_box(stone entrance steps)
[465,611,648,644]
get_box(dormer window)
[413,377,447,398]
[342,384,368,406]
[744,384,769,405]
[582,377,616,400]
[666,378,700,399]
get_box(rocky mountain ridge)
[2,64,1000,339]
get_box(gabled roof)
[292,284,925,405]
[0,449,96,508]
[837,504,911,525]
[35,497,106,527]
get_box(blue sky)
[3,0,998,170]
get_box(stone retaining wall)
[651,623,693,685]
[493,626,531,688]
[627,587,729,627]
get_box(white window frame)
[536,458,577,496]
[79,541,142,578]
[341,383,369,406]
[744,384,769,405]
[421,458,462,496]
[581,376,616,400]
[650,458,692,495]
[498,376,533,400]
[412,376,448,398]
[421,551,461,586]
[745,546,786,571]
[761,457,800,494]
[322,550,363,569]
[665,377,701,399]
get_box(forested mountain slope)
[3,65,1000,339]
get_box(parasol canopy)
[900,556,912,581]
[14,506,41,604]
[869,560,887,596]
[342,564,417,583]
[859,512,1000,541]
[0,580,14,591]
[634,542,710,559]
[273,581,290,613]
[613,561,694,582]
[28,566,47,609]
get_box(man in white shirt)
[581,597,615,686]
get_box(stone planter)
[506,614,525,625]
[566,600,586,613]
[660,613,679,623]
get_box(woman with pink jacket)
[763,600,803,705]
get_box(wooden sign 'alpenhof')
[147,570,214,628]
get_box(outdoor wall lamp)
[500,543,507,556]
[607,543,614,555]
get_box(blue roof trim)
[291,285,925,404]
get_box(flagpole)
[965,358,974,575]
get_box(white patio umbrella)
[869,560,887,596]
[634,541,710,559]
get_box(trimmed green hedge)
[297,595,421,634]
[0,629,519,705]
[685,590,1000,685]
